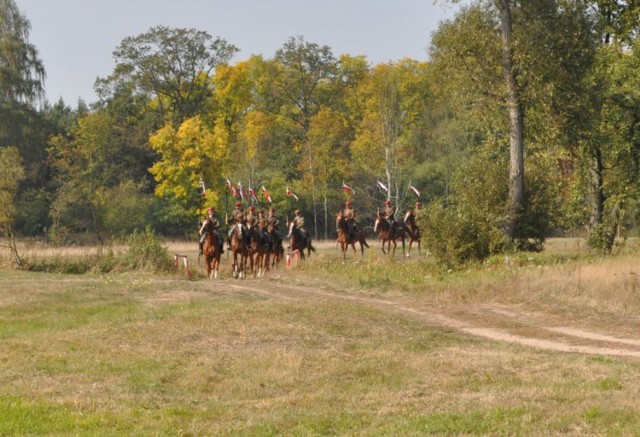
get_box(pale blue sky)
[18,0,460,105]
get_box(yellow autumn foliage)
[150,116,228,209]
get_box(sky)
[18,0,460,105]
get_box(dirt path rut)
[219,280,640,360]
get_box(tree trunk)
[588,146,605,231]
[498,0,525,240]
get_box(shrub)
[124,227,173,272]
[418,202,503,268]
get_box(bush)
[418,202,504,268]
[124,227,173,272]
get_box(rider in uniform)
[199,207,223,254]
[343,201,357,240]
[384,199,397,237]
[293,209,309,246]
[245,205,257,228]
[415,201,423,212]
[267,207,282,248]
[228,201,246,245]
[257,209,266,227]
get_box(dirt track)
[205,279,640,360]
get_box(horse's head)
[373,211,387,233]
[404,210,414,224]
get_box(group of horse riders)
[199,202,284,255]
[340,199,423,241]
[199,198,423,255]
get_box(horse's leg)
[232,252,237,278]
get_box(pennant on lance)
[261,185,272,203]
[285,186,299,201]
[376,180,388,193]
[248,187,259,203]
[199,179,206,197]
[341,181,355,195]
[225,178,238,197]
[237,181,245,199]
[409,184,421,197]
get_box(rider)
[199,207,224,255]
[245,205,257,228]
[257,209,266,228]
[228,201,246,245]
[267,207,282,248]
[384,199,397,237]
[415,201,423,212]
[343,201,357,240]
[293,209,309,246]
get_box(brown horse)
[373,211,406,257]
[336,211,369,259]
[229,222,249,279]
[287,221,315,260]
[248,224,271,278]
[201,220,222,279]
[403,210,421,256]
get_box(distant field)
[1,238,640,434]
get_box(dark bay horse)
[229,222,249,279]
[336,211,369,259]
[201,220,222,279]
[266,223,284,268]
[373,211,406,257]
[403,210,421,256]
[287,221,315,260]
[248,225,272,278]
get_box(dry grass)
[2,238,640,434]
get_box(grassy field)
[1,239,640,435]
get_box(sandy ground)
[195,278,640,360]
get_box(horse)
[201,219,222,279]
[287,220,315,260]
[336,211,369,259]
[248,224,272,278]
[373,211,406,257]
[266,222,284,268]
[403,210,421,256]
[229,222,249,279]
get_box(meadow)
[1,238,640,435]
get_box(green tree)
[0,0,46,179]
[0,0,44,104]
[96,25,238,127]
[431,0,596,246]
[0,146,25,267]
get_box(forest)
[1,0,640,266]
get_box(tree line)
[1,0,639,264]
